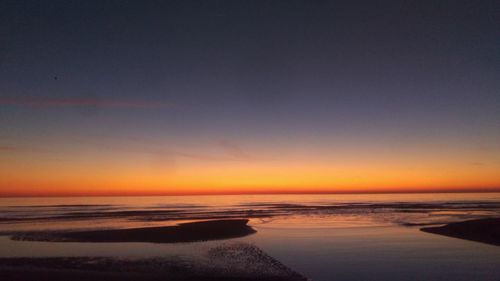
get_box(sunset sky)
[1,1,499,196]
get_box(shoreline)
[0,243,309,281]
[421,217,500,247]
[12,219,256,243]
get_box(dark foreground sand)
[421,217,500,246]
[0,243,309,281]
[13,219,256,243]
[4,220,309,280]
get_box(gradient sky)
[1,0,499,196]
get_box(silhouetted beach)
[0,243,308,281]
[13,219,256,243]
[2,194,500,281]
[421,218,500,247]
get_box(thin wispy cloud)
[0,146,16,151]
[69,134,272,163]
[0,97,176,108]
[0,144,56,154]
[218,140,251,160]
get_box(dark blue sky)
[1,0,499,194]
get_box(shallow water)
[1,193,500,280]
[250,223,500,281]
[2,193,500,231]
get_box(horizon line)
[1,188,500,197]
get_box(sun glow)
[2,147,499,196]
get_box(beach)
[421,217,500,247]
[1,194,500,281]
[0,243,308,281]
[2,219,308,280]
[12,219,256,243]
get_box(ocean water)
[1,193,500,281]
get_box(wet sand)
[3,219,312,279]
[421,217,500,246]
[12,219,256,243]
[0,243,309,281]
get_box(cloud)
[0,97,176,108]
[0,145,55,154]
[217,140,251,160]
[0,146,16,151]
[68,135,239,163]
[216,139,276,162]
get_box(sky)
[1,0,499,196]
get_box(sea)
[1,193,500,281]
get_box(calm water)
[1,193,500,281]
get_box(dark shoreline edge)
[12,219,256,243]
[421,217,500,247]
[0,243,309,281]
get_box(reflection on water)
[1,193,500,281]
[250,224,500,281]
[1,193,500,232]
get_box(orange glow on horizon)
[2,137,500,197]
[2,186,500,197]
[1,161,500,196]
